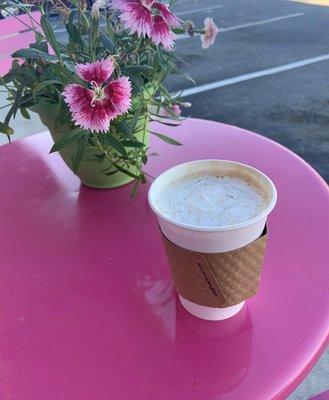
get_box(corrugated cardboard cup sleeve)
[162,227,268,308]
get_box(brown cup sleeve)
[162,226,268,308]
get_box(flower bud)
[80,11,90,32]
[91,3,100,21]
[185,20,195,37]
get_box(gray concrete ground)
[0,0,328,398]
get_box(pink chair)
[0,11,42,74]
[0,31,37,57]
[0,11,41,36]
[0,58,14,75]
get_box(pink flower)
[201,17,219,49]
[161,104,181,118]
[151,15,176,49]
[172,104,181,116]
[111,0,181,50]
[62,59,131,133]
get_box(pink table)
[0,119,328,400]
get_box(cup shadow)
[174,300,253,398]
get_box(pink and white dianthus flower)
[201,17,219,49]
[160,103,181,118]
[62,59,131,133]
[111,0,181,50]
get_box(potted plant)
[0,0,219,190]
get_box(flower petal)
[62,84,111,133]
[76,59,115,85]
[201,17,219,49]
[119,2,153,36]
[62,84,94,113]
[141,0,155,8]
[73,105,111,133]
[151,15,176,50]
[104,76,132,115]
[153,3,181,28]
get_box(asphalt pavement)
[170,0,329,182]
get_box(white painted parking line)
[176,12,304,40]
[175,5,223,16]
[221,12,304,32]
[181,54,329,97]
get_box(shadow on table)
[175,302,253,398]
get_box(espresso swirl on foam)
[156,174,267,228]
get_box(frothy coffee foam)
[156,174,267,227]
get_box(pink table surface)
[0,119,328,400]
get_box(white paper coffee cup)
[148,160,277,320]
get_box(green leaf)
[117,120,134,138]
[151,132,182,145]
[30,40,49,53]
[130,178,139,198]
[40,14,62,62]
[122,65,154,75]
[100,32,115,53]
[79,11,90,33]
[12,48,58,62]
[49,129,86,153]
[0,122,13,136]
[49,63,84,85]
[66,21,84,48]
[4,76,26,124]
[106,22,116,43]
[93,153,106,163]
[172,28,186,34]
[1,68,17,84]
[156,46,169,70]
[3,67,38,82]
[121,139,145,148]
[154,119,181,127]
[34,79,62,93]
[105,135,127,156]
[22,67,39,79]
[129,108,141,128]
[106,163,140,179]
[20,107,30,120]
[71,133,90,173]
[129,75,144,95]
[173,69,196,85]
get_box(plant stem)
[0,77,15,96]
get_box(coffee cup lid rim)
[148,159,277,232]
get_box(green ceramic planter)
[37,109,149,189]
[31,85,155,189]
